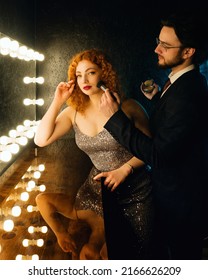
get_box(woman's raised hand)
[54,80,75,104]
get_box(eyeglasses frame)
[156,37,183,50]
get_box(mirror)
[0,32,43,175]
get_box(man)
[99,12,208,259]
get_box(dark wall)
[0,0,36,47]
[35,1,169,119]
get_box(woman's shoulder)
[61,105,77,121]
[121,98,148,116]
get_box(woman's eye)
[88,71,95,75]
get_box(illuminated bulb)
[9,40,19,57]
[23,77,32,84]
[16,254,39,260]
[24,129,35,139]
[15,136,28,146]
[38,184,46,192]
[23,98,31,105]
[34,170,41,179]
[0,150,12,162]
[27,205,39,213]
[0,219,14,232]
[7,191,29,202]
[7,143,20,154]
[33,52,45,61]
[16,125,25,132]
[10,40,19,50]
[23,119,31,127]
[36,77,44,84]
[11,205,21,217]
[38,164,45,172]
[28,180,36,188]
[22,238,44,247]
[0,37,11,55]
[20,191,29,201]
[17,45,27,59]
[28,184,46,192]
[0,37,11,47]
[38,54,45,61]
[28,225,48,234]
[26,181,36,192]
[0,206,21,217]
[36,98,44,105]
[26,48,35,60]
[0,136,10,145]
[8,129,17,138]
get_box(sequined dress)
[73,121,154,260]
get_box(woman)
[34,48,154,260]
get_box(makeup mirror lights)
[0,32,44,175]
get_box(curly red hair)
[66,49,125,113]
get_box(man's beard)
[157,53,185,69]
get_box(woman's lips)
[83,86,91,90]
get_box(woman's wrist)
[124,162,134,175]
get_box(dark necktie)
[162,79,171,92]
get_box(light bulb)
[36,77,44,84]
[23,119,31,127]
[0,37,11,55]
[27,205,39,212]
[25,130,35,139]
[0,219,14,232]
[8,129,17,138]
[7,143,20,154]
[36,98,44,106]
[11,205,21,217]
[28,225,48,234]
[0,136,9,145]
[20,192,29,201]
[16,254,39,260]
[22,238,44,247]
[34,171,41,179]
[23,77,32,84]
[17,45,27,59]
[0,151,12,162]
[28,180,36,188]
[38,164,45,172]
[1,206,22,217]
[39,184,46,192]
[16,136,28,146]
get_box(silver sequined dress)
[73,120,155,260]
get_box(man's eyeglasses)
[156,37,183,51]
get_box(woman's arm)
[34,81,75,147]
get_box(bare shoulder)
[121,98,148,119]
[57,105,76,123]
[121,98,151,136]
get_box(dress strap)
[73,110,78,125]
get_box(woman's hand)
[93,164,132,192]
[54,80,75,104]
[56,231,77,257]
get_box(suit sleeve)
[104,110,153,165]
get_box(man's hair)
[161,11,208,65]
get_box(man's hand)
[99,89,120,118]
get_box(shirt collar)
[169,64,195,84]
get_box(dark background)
[0,0,207,174]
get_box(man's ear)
[183,47,195,58]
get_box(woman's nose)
[83,75,88,83]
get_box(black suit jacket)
[105,69,208,224]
